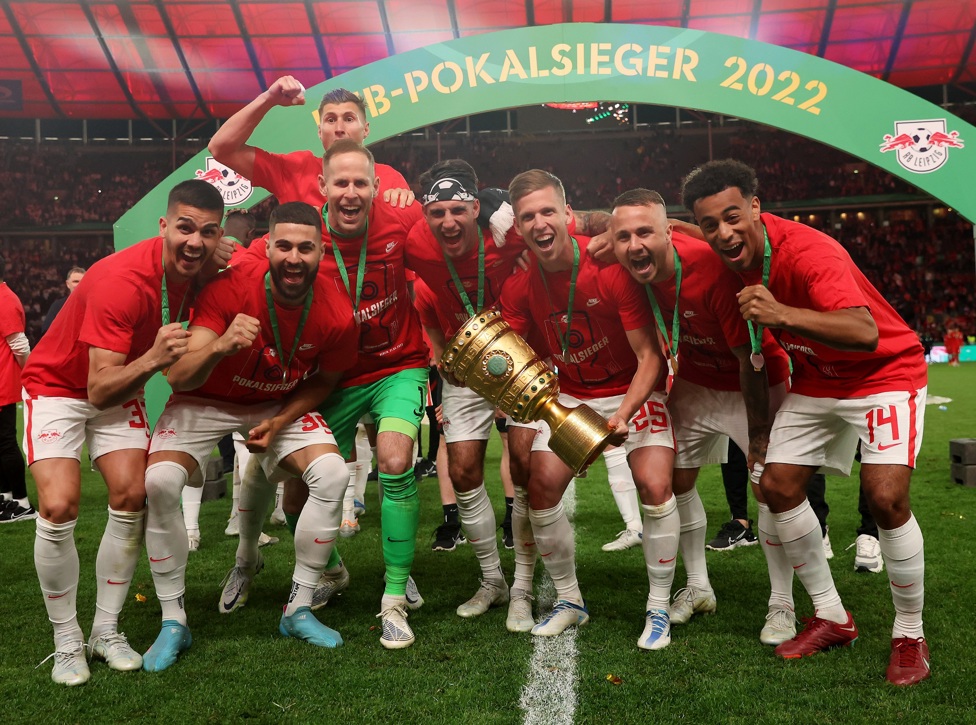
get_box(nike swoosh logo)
[107,579,128,585]
[792,563,806,569]
[541,551,553,557]
[150,555,173,563]
[765,539,782,547]
[683,310,696,317]
[891,581,914,588]
[837,624,857,633]
[222,592,242,611]
[238,508,254,512]
[47,592,68,599]
[877,442,901,451]
[314,537,335,544]
[468,537,481,543]
[524,542,536,548]
[387,537,410,543]
[658,556,676,564]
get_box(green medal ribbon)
[160,249,189,327]
[324,205,369,314]
[264,271,313,384]
[444,227,486,317]
[644,246,682,375]
[746,225,772,371]
[539,236,580,359]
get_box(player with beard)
[142,202,357,671]
[499,170,677,649]
[231,141,428,649]
[21,180,228,685]
[682,159,930,686]
[609,189,803,645]
[211,80,415,601]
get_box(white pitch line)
[519,479,580,725]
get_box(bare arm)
[87,323,190,409]
[166,315,260,392]
[207,75,306,179]
[737,285,879,352]
[607,325,665,441]
[732,343,771,468]
[573,209,611,236]
[425,325,447,364]
[246,368,345,453]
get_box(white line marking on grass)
[519,480,580,725]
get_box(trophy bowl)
[441,308,613,475]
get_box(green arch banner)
[117,22,975,418]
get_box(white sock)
[879,514,925,639]
[228,467,241,522]
[288,453,346,615]
[642,496,679,611]
[91,507,145,639]
[529,501,581,605]
[343,461,359,520]
[35,517,84,649]
[455,485,504,583]
[774,500,845,623]
[605,447,641,531]
[236,457,277,570]
[355,432,372,504]
[144,461,190,626]
[16,496,30,508]
[675,487,710,591]
[758,503,795,611]
[511,487,536,593]
[181,483,203,534]
[273,482,285,518]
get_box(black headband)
[422,176,478,206]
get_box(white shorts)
[531,392,675,455]
[766,387,926,476]
[22,392,150,466]
[442,382,495,443]
[669,379,788,468]
[149,398,337,484]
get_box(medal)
[750,352,765,371]
[670,354,679,376]
[746,225,772,369]
[646,247,682,385]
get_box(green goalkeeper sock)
[379,469,419,596]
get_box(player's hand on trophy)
[268,76,306,106]
[151,322,191,370]
[383,187,415,208]
[605,414,629,447]
[218,314,260,355]
[438,361,463,387]
[246,417,282,453]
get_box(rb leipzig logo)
[879,119,964,174]
[194,157,254,205]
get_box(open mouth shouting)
[533,233,556,253]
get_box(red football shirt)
[0,283,26,405]
[22,237,193,399]
[500,239,649,399]
[251,149,408,205]
[185,259,358,404]
[405,221,526,337]
[740,214,927,397]
[646,233,790,391]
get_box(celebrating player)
[500,170,676,649]
[682,159,930,686]
[142,201,357,671]
[609,189,802,645]
[22,180,227,686]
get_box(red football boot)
[886,637,931,686]
[774,611,858,658]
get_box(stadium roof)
[1,0,974,120]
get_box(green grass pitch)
[2,363,974,724]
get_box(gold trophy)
[441,308,613,475]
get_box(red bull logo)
[194,157,254,205]
[156,428,177,440]
[880,119,964,173]
[36,428,62,443]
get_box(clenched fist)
[151,323,191,371]
[219,314,260,355]
[267,76,306,107]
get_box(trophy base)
[545,402,613,476]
